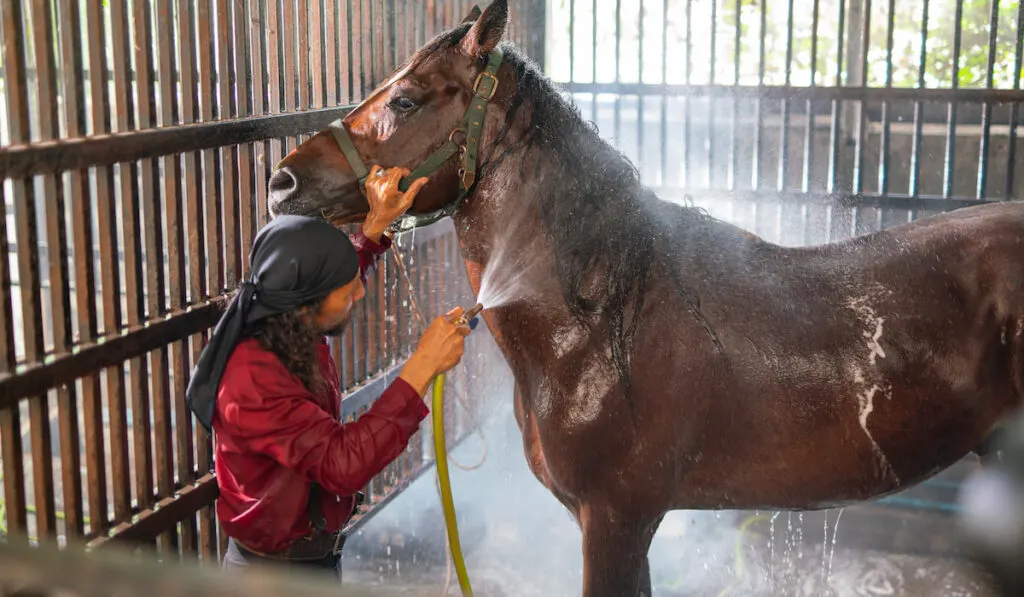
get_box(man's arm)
[219,360,428,497]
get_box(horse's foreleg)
[580,504,660,597]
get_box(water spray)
[431,301,484,597]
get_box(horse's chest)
[528,349,619,430]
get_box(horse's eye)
[389,97,418,113]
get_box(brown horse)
[265,1,1024,594]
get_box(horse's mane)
[424,26,720,390]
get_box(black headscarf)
[185,215,362,433]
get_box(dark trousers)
[222,537,342,582]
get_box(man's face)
[315,277,365,336]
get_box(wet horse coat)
[264,2,1024,594]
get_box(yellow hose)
[432,373,473,596]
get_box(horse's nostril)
[269,167,298,194]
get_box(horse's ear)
[461,5,482,24]
[460,0,507,58]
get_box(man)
[184,166,472,578]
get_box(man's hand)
[399,307,471,396]
[362,165,429,243]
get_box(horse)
[264,1,1024,594]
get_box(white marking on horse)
[846,295,887,366]
[846,290,900,485]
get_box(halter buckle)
[473,71,498,100]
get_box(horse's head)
[267,0,511,231]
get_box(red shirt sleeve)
[351,226,392,283]
[218,354,429,497]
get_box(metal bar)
[651,186,992,210]
[909,0,930,198]
[267,0,284,171]
[131,0,160,517]
[639,0,646,176]
[879,0,895,197]
[705,0,715,186]
[1006,1,1024,198]
[248,0,269,230]
[977,0,1000,199]
[89,475,220,551]
[325,0,338,106]
[591,0,597,123]
[828,0,847,193]
[85,0,126,533]
[683,0,692,186]
[802,0,821,193]
[236,0,256,267]
[729,0,741,191]
[944,0,965,198]
[352,0,364,100]
[339,0,352,105]
[660,0,669,188]
[109,0,141,524]
[283,0,298,116]
[852,0,871,195]
[298,0,311,110]
[217,0,240,289]
[613,0,621,146]
[154,1,180,554]
[310,0,324,108]
[0,0,34,544]
[374,0,385,84]
[752,0,766,190]
[198,0,219,300]
[56,0,106,541]
[779,0,795,192]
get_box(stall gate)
[545,0,1023,522]
[0,0,544,564]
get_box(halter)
[327,48,504,233]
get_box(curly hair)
[236,290,329,395]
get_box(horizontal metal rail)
[0,106,353,179]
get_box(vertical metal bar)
[2,0,46,542]
[85,0,132,526]
[660,0,669,187]
[373,0,385,83]
[943,0,964,198]
[248,0,269,229]
[153,0,178,557]
[325,0,338,106]
[909,0,929,198]
[365,0,376,94]
[217,0,240,288]
[174,0,199,554]
[613,0,621,146]
[57,0,106,540]
[706,0,716,187]
[198,0,221,300]
[778,0,795,192]
[238,0,257,257]
[110,0,145,522]
[1006,2,1024,199]
[351,0,363,99]
[311,0,325,108]
[132,0,160,515]
[802,0,821,194]
[26,0,64,543]
[878,0,895,197]
[977,0,1000,199]
[298,0,311,109]
[852,0,871,195]
[340,0,352,105]
[828,0,847,193]
[591,0,597,123]
[751,0,766,190]
[569,0,575,95]
[729,0,741,191]
[0,171,22,541]
[683,0,692,187]
[267,0,284,168]
[283,0,298,116]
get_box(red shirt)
[212,230,430,554]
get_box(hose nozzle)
[456,303,484,326]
